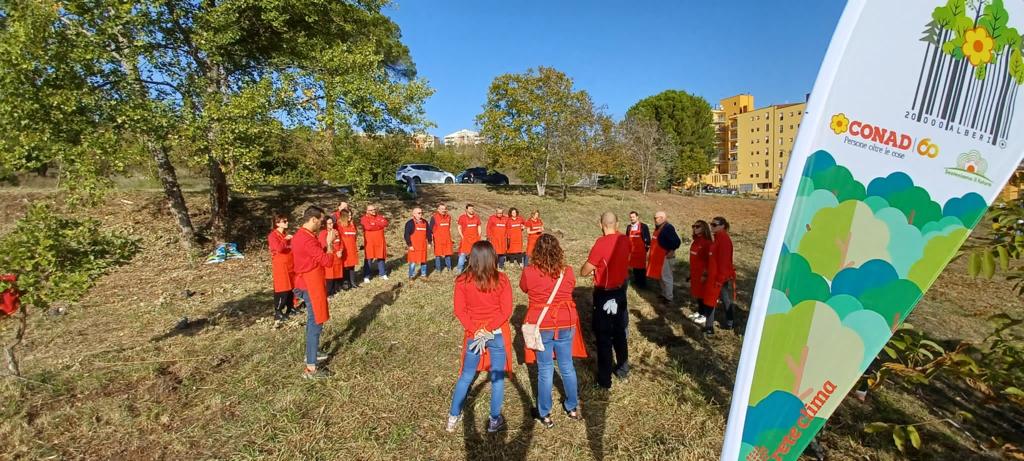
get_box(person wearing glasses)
[703,217,737,333]
[686,220,713,328]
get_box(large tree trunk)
[207,155,230,242]
[151,143,198,249]
[3,307,27,376]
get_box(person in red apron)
[447,241,513,433]
[646,211,681,305]
[582,212,632,389]
[524,210,544,267]
[336,209,360,290]
[506,208,525,267]
[332,201,349,224]
[404,207,432,280]
[268,214,295,324]
[318,215,344,296]
[292,206,339,379]
[703,217,737,334]
[431,204,455,273]
[520,234,586,427]
[487,208,509,269]
[360,204,389,283]
[457,204,482,273]
[687,220,713,327]
[625,211,651,289]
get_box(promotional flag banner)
[722,1,1024,460]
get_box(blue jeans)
[295,289,322,367]
[456,253,468,272]
[363,259,387,279]
[498,255,506,269]
[408,262,427,278]
[435,256,453,272]
[535,327,579,418]
[449,333,506,419]
[523,254,530,267]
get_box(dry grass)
[0,185,1019,460]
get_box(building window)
[765,123,769,131]
[764,160,769,167]
[764,136,769,143]
[789,138,793,143]
[778,162,783,168]
[779,126,784,133]
[779,139,783,145]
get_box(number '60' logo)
[916,138,940,158]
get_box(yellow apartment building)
[733,102,806,192]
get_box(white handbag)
[521,270,565,352]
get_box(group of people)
[266,201,738,431]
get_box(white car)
[395,164,456,184]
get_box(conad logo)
[831,113,940,158]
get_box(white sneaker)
[381,274,389,280]
[445,414,461,433]
[363,277,371,284]
[692,315,707,325]
[687,312,700,320]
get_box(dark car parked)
[456,167,509,185]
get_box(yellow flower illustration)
[830,113,849,135]
[962,27,994,67]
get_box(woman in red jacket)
[268,214,295,323]
[524,210,544,267]
[686,220,712,327]
[506,207,526,267]
[318,215,344,296]
[520,234,586,428]
[447,241,513,434]
[703,216,737,334]
[336,210,360,290]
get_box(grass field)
[0,184,1020,460]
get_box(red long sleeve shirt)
[453,273,513,333]
[292,227,335,289]
[360,214,389,232]
[519,266,577,329]
[707,230,736,283]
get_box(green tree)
[626,90,716,187]
[615,114,676,195]
[0,0,430,244]
[477,66,605,198]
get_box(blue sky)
[385,0,847,138]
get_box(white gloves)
[602,298,619,315]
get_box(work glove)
[602,298,618,315]
[468,338,486,355]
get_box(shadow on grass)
[572,286,614,461]
[461,376,537,461]
[319,282,403,366]
[150,290,273,342]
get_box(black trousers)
[592,286,629,388]
[342,267,357,289]
[630,268,646,288]
[273,290,293,320]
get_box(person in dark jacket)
[626,211,651,288]
[645,211,681,304]
[405,207,433,280]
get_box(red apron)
[646,226,667,279]
[433,213,454,257]
[298,268,330,324]
[338,223,359,268]
[488,216,508,255]
[525,218,543,256]
[318,229,343,280]
[689,236,711,298]
[362,215,389,260]
[407,219,429,264]
[507,217,524,253]
[459,214,482,254]
[522,300,588,364]
[459,323,514,375]
[628,224,646,269]
[268,230,294,293]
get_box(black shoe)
[721,321,734,330]
[614,362,630,380]
[592,382,612,392]
[703,328,715,337]
[487,414,506,433]
[537,415,554,429]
